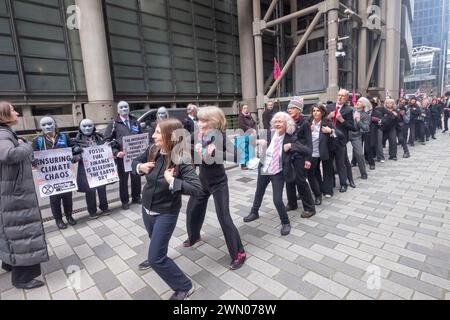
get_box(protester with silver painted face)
[0,101,48,290]
[104,101,142,210]
[32,115,76,229]
[148,106,170,143]
[72,119,113,219]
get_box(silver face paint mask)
[117,101,130,117]
[157,107,168,121]
[80,119,95,136]
[40,117,56,135]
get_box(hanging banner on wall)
[83,145,119,188]
[122,133,149,172]
[34,148,77,198]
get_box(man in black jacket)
[104,101,143,210]
[182,104,198,134]
[262,100,275,130]
[285,97,316,218]
[443,92,450,133]
[326,89,357,192]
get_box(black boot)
[66,214,77,226]
[56,219,67,230]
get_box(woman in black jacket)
[243,112,296,236]
[381,99,400,161]
[308,104,345,199]
[132,119,203,300]
[185,106,246,270]
[72,119,113,219]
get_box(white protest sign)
[122,133,149,172]
[34,148,77,198]
[83,145,119,188]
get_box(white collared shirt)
[262,133,285,175]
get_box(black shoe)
[132,198,142,204]
[349,181,356,188]
[296,194,302,200]
[169,284,195,300]
[56,219,67,230]
[442,130,448,133]
[89,212,102,220]
[369,165,376,170]
[301,211,316,219]
[285,204,298,212]
[389,157,398,161]
[138,260,152,271]
[361,174,368,180]
[243,213,260,223]
[315,196,322,206]
[183,237,202,248]
[122,203,130,210]
[229,252,246,270]
[14,279,45,290]
[432,136,436,140]
[66,215,77,226]
[241,165,248,171]
[340,186,348,193]
[101,208,111,215]
[281,224,291,236]
[1,262,12,272]
[403,153,410,159]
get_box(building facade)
[0,0,413,133]
[405,0,449,95]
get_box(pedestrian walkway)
[1,134,450,300]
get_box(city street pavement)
[2,133,450,300]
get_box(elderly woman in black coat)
[0,101,48,290]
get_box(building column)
[384,0,401,99]
[237,0,257,118]
[357,0,368,94]
[327,0,340,99]
[377,0,386,97]
[75,0,114,124]
[252,0,265,127]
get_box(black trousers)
[433,116,441,130]
[307,157,323,198]
[85,186,108,216]
[396,126,410,155]
[415,120,425,142]
[186,168,244,260]
[362,134,375,167]
[286,157,315,212]
[384,127,397,158]
[142,209,192,292]
[2,262,41,286]
[444,113,449,131]
[344,145,354,182]
[428,119,436,137]
[329,146,348,187]
[408,120,416,145]
[250,170,289,225]
[49,192,73,221]
[117,158,141,204]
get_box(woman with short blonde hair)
[197,106,227,132]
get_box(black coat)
[132,147,203,215]
[313,123,345,160]
[381,110,400,132]
[326,103,356,142]
[290,117,313,161]
[262,109,274,130]
[259,132,296,183]
[104,115,142,156]
[182,116,196,134]
[238,113,257,134]
[72,131,110,193]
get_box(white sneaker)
[380,160,385,163]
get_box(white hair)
[270,112,296,135]
[187,103,198,114]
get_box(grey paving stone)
[132,286,161,300]
[41,254,63,275]
[92,243,117,261]
[321,257,365,278]
[189,287,220,300]
[273,270,319,299]
[295,256,334,278]
[248,288,278,300]
[59,255,84,274]
[192,270,232,297]
[91,268,122,294]
[93,225,114,238]
[301,233,338,249]
[316,224,349,238]
[388,271,444,299]
[64,234,87,248]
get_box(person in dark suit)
[262,100,275,130]
[442,92,450,133]
[349,98,370,180]
[182,104,198,134]
[381,99,400,160]
[243,112,296,235]
[285,97,316,218]
[326,89,357,192]
[132,119,203,300]
[308,104,345,200]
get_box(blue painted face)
[117,101,130,117]
[40,117,55,135]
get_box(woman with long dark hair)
[132,118,203,300]
[184,106,246,270]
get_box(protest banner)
[34,147,77,198]
[83,145,119,188]
[123,133,149,172]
